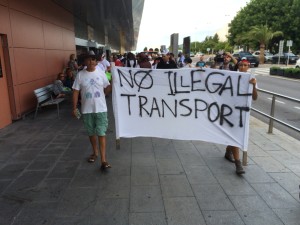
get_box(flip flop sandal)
[88,154,98,163]
[100,162,111,170]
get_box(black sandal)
[100,162,111,170]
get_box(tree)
[228,0,300,53]
[244,25,283,64]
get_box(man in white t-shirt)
[72,53,112,170]
[99,54,111,72]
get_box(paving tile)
[0,196,23,225]
[192,184,234,210]
[4,171,48,201]
[184,165,218,185]
[269,172,300,195]
[251,156,290,173]
[177,149,206,166]
[130,185,164,213]
[7,149,41,163]
[51,216,91,225]
[0,180,11,194]
[243,164,275,183]
[0,162,29,179]
[131,166,159,186]
[48,161,80,178]
[273,208,300,225]
[215,174,257,196]
[27,155,59,170]
[204,157,236,175]
[268,151,300,165]
[164,197,205,225]
[97,176,130,199]
[202,210,245,225]
[247,144,269,157]
[10,202,58,225]
[60,147,90,161]
[132,137,153,153]
[251,183,300,209]
[254,141,283,151]
[40,143,67,155]
[156,158,184,175]
[160,174,193,197]
[56,188,97,217]
[91,198,129,225]
[131,152,156,167]
[153,144,178,159]
[129,212,167,225]
[194,142,224,158]
[230,195,284,225]
[69,169,100,188]
[29,178,70,202]
[52,134,74,144]
[284,163,300,173]
[172,140,197,151]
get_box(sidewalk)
[0,96,300,225]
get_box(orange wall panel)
[10,9,44,48]
[45,50,65,77]
[9,0,43,19]
[13,48,46,84]
[63,29,75,50]
[44,22,64,50]
[0,5,12,46]
[0,0,8,6]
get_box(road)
[191,56,300,140]
[251,65,300,140]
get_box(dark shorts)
[82,112,108,136]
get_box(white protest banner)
[111,67,254,150]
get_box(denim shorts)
[82,112,108,136]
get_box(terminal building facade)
[0,0,144,128]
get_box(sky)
[135,0,249,52]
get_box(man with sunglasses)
[72,53,112,170]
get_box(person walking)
[157,52,178,69]
[72,53,112,170]
[224,58,257,174]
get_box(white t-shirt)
[72,68,110,114]
[100,59,111,71]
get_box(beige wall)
[0,0,76,123]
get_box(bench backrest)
[34,84,54,104]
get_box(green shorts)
[82,112,108,136]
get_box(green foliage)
[228,0,300,52]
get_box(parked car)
[252,51,273,62]
[272,53,299,64]
[190,52,195,57]
[196,52,204,57]
[232,52,259,67]
[296,58,300,68]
